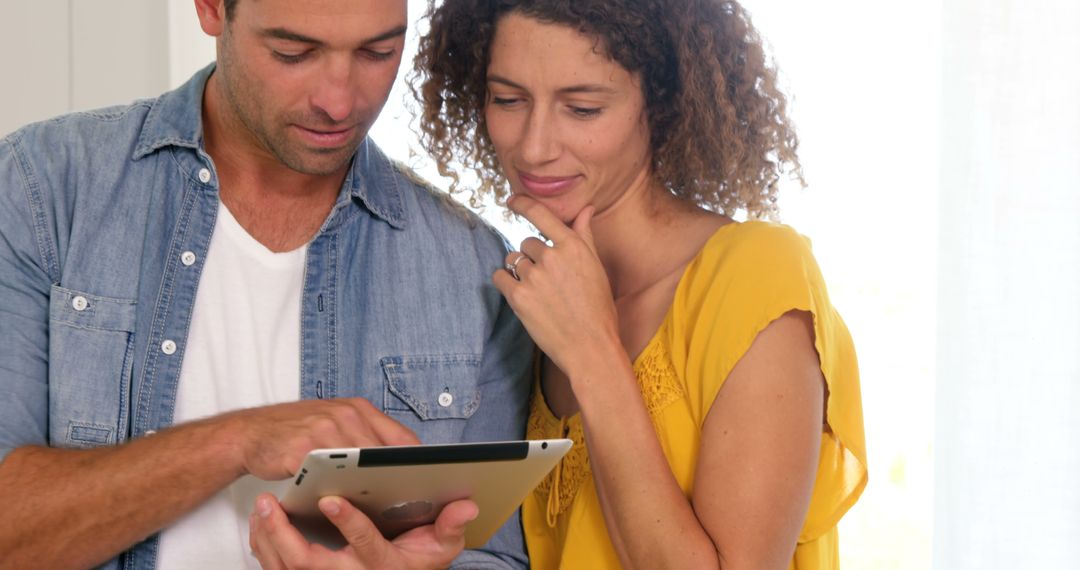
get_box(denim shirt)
[0,65,532,569]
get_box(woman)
[413,1,867,568]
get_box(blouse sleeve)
[669,221,867,542]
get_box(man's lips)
[294,124,357,147]
[517,171,582,197]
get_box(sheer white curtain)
[935,1,1080,567]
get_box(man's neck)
[201,74,348,252]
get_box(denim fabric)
[0,65,532,569]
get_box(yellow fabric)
[523,221,867,569]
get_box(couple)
[0,0,866,568]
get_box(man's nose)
[310,55,355,123]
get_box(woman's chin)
[549,204,585,225]
[510,193,582,225]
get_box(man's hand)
[0,398,420,570]
[220,398,420,480]
[249,493,478,569]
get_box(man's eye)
[570,106,602,118]
[363,49,395,62]
[273,51,310,64]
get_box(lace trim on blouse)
[527,322,686,526]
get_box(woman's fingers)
[502,251,532,281]
[508,195,574,244]
[519,237,548,263]
[570,206,597,253]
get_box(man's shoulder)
[390,161,474,221]
[6,66,210,166]
[5,99,156,162]
[10,99,154,139]
[387,160,508,249]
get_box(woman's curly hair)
[410,0,803,219]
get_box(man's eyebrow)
[365,25,408,44]
[487,74,617,95]
[260,25,408,46]
[261,28,324,45]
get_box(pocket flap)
[381,354,482,420]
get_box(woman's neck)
[589,172,711,301]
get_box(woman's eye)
[491,96,522,107]
[273,51,310,64]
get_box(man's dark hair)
[224,0,239,20]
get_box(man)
[0,0,531,568]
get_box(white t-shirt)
[157,201,305,569]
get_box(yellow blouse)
[523,221,867,569]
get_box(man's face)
[214,0,407,175]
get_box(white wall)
[0,0,171,137]
[0,3,70,136]
[167,0,216,89]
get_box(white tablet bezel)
[279,439,572,548]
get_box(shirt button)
[198,168,212,184]
[181,251,197,266]
[161,340,177,355]
[71,296,89,312]
[144,429,157,436]
[437,392,454,407]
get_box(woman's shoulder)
[680,221,825,308]
[699,220,813,266]
[689,224,866,543]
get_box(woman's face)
[484,13,654,223]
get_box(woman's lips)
[517,171,581,197]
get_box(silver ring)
[505,254,527,280]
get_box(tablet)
[279,439,572,549]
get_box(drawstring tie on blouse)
[546,416,570,527]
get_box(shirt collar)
[132,63,406,229]
[344,139,406,230]
[133,63,213,160]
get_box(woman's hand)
[492,195,621,380]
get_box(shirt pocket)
[48,285,137,449]
[380,354,482,443]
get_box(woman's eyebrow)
[487,74,616,95]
